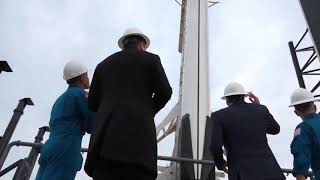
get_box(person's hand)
[248,91,260,105]
[296,175,306,180]
[222,160,228,174]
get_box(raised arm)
[263,105,280,135]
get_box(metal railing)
[0,98,34,159]
[0,126,48,180]
[0,132,315,180]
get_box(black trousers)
[93,159,155,180]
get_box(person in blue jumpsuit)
[35,61,95,180]
[289,88,320,180]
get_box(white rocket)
[156,0,213,179]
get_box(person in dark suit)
[84,28,172,180]
[210,82,285,180]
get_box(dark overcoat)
[211,101,285,180]
[84,48,172,178]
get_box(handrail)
[0,141,316,180]
[0,141,42,170]
[81,147,215,165]
[0,159,22,177]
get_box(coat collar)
[229,100,246,106]
[303,112,317,121]
[68,84,82,89]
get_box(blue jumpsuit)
[291,113,320,180]
[35,85,95,180]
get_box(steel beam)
[0,98,34,158]
[299,0,320,61]
[0,141,42,171]
[289,41,306,88]
[23,127,49,180]
[0,159,21,177]
[13,158,30,180]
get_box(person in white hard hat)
[210,82,285,180]
[35,61,95,180]
[118,27,150,50]
[84,28,172,180]
[289,88,320,180]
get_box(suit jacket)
[210,101,285,180]
[84,48,172,177]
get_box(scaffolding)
[289,29,320,96]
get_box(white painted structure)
[156,0,211,179]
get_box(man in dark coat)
[210,82,285,180]
[84,28,172,180]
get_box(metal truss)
[289,29,320,97]
[173,0,220,10]
[0,127,49,180]
[208,1,220,8]
[174,0,182,7]
[156,102,180,142]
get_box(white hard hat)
[221,82,247,99]
[63,61,88,81]
[289,88,319,107]
[118,27,150,49]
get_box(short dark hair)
[226,95,245,104]
[294,102,313,112]
[66,75,81,85]
[123,35,146,49]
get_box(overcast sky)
[0,0,317,179]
